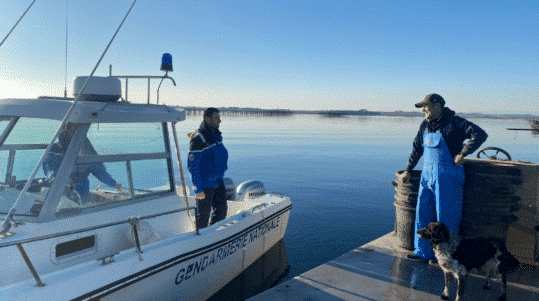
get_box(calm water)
[173,114,539,282]
[3,113,537,282]
[2,112,536,295]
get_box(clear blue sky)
[1,0,537,114]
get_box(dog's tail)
[499,251,520,274]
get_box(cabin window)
[55,161,130,213]
[53,122,173,216]
[3,117,60,145]
[130,159,172,195]
[86,123,166,155]
[0,117,60,217]
[0,116,13,136]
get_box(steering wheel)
[476,147,512,161]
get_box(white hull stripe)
[72,204,292,301]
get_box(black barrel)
[460,161,522,241]
[393,170,421,250]
[392,161,522,250]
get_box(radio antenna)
[63,0,69,97]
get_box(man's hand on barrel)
[454,153,465,166]
[400,171,411,183]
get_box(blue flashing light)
[161,53,173,72]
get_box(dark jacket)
[187,121,228,194]
[405,107,488,171]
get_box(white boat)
[0,25,291,301]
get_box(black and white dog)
[417,222,519,301]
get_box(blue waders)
[414,131,465,260]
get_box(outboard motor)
[222,178,236,201]
[236,180,266,201]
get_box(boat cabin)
[0,89,185,224]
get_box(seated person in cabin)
[43,123,122,201]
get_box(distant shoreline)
[177,106,539,120]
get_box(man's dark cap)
[203,107,220,119]
[415,94,445,108]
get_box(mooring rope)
[0,0,37,49]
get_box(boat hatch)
[1,117,175,222]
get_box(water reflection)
[177,114,538,284]
[184,108,294,118]
[529,119,539,137]
[208,239,289,301]
[320,112,346,118]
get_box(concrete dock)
[247,232,539,301]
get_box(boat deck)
[248,232,539,301]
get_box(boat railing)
[109,72,176,104]
[0,206,199,288]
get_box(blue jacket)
[187,122,228,194]
[43,131,117,197]
[405,107,488,171]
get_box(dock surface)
[248,232,539,301]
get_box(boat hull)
[1,196,291,301]
[98,204,291,301]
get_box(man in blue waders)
[400,94,488,263]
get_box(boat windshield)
[1,119,174,219]
[50,122,173,218]
[0,116,61,216]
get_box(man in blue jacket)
[43,123,122,201]
[400,94,488,263]
[188,108,229,229]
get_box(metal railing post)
[128,217,144,261]
[147,77,151,104]
[194,207,200,235]
[126,160,135,199]
[16,243,45,287]
[125,78,129,102]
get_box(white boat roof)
[0,98,185,123]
